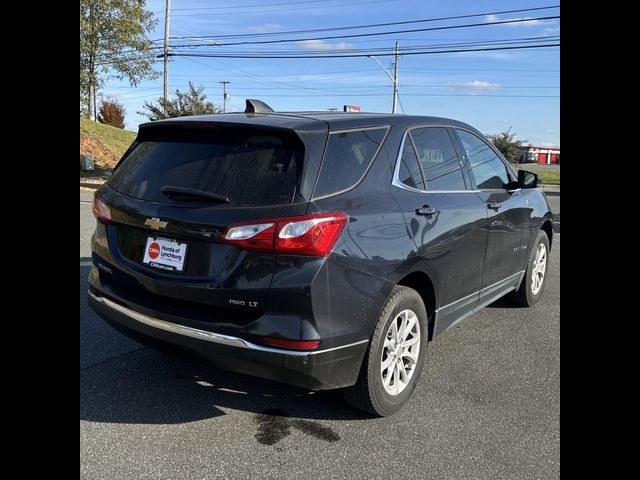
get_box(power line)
[207,93,559,98]
[96,40,558,65]
[181,55,333,92]
[113,8,560,59]
[110,84,559,90]
[170,36,559,56]
[170,16,559,48]
[170,43,559,60]
[167,0,333,12]
[167,5,559,40]
[165,66,559,77]
[167,0,399,17]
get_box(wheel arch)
[541,218,554,248]
[397,271,437,341]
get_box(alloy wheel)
[531,242,547,295]
[380,309,421,395]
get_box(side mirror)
[517,170,539,188]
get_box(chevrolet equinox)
[87,100,553,416]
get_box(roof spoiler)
[245,99,274,114]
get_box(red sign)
[148,242,160,259]
[343,105,361,112]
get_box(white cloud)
[296,39,352,51]
[101,91,122,99]
[449,50,513,60]
[247,23,283,33]
[449,81,502,89]
[485,14,545,27]
[541,142,560,148]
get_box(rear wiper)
[161,186,230,203]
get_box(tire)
[508,230,550,307]
[342,286,428,416]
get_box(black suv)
[88,100,553,416]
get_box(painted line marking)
[80,260,93,267]
[80,201,92,205]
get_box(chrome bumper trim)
[88,291,368,356]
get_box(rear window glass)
[108,127,304,207]
[313,127,388,198]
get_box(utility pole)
[391,41,399,115]
[219,81,230,113]
[88,1,95,120]
[368,41,400,114]
[163,0,171,114]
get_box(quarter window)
[409,127,466,191]
[314,127,388,198]
[456,130,510,190]
[398,140,425,190]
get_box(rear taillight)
[221,212,348,257]
[222,221,277,252]
[92,192,112,222]
[261,337,321,350]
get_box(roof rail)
[245,99,274,114]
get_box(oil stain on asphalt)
[254,408,340,446]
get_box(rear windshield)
[108,126,304,207]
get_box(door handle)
[486,201,501,210]
[415,205,438,216]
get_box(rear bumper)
[88,290,368,390]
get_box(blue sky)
[101,0,560,147]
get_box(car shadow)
[485,298,522,309]
[80,263,372,425]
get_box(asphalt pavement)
[80,189,560,480]
[543,189,560,234]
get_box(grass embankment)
[80,119,136,174]
[519,166,560,185]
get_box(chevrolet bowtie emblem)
[144,218,168,230]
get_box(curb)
[539,184,560,192]
[80,177,107,190]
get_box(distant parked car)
[88,100,553,416]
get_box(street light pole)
[219,81,230,113]
[368,41,400,114]
[392,41,399,115]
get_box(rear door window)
[409,127,466,191]
[313,127,389,198]
[108,127,304,207]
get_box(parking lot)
[80,189,559,479]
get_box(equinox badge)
[144,217,168,230]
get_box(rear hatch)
[95,119,327,315]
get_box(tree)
[80,0,158,120]
[97,98,126,128]
[487,128,528,163]
[138,82,222,121]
